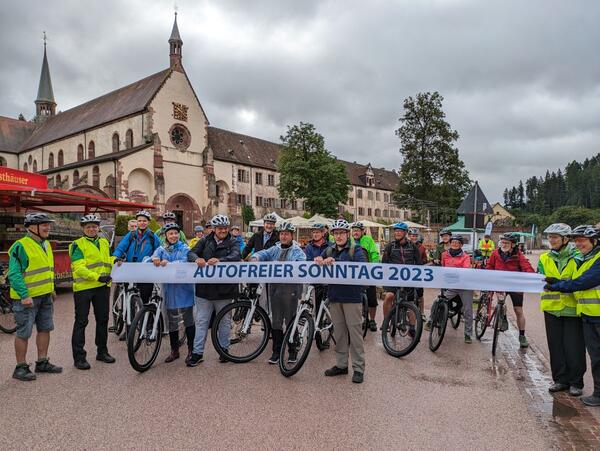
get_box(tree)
[241,205,255,226]
[277,122,350,217]
[394,92,471,220]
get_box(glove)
[544,277,559,285]
[98,275,112,284]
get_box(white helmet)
[80,214,101,226]
[330,219,350,231]
[278,221,296,232]
[543,223,572,237]
[210,214,230,227]
[135,210,152,220]
[263,213,278,224]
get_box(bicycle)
[312,287,335,351]
[211,284,271,363]
[427,290,462,352]
[111,282,143,340]
[474,291,493,340]
[381,287,422,358]
[473,291,509,356]
[0,282,16,334]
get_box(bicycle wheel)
[315,307,334,351]
[428,300,448,352]
[361,292,369,338]
[127,305,163,372]
[125,294,142,339]
[111,285,124,336]
[474,298,489,340]
[382,301,422,358]
[492,305,502,357]
[0,294,16,334]
[450,300,461,329]
[279,310,315,377]
[212,301,270,363]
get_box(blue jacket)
[321,242,366,303]
[304,239,330,261]
[550,247,600,293]
[113,229,161,263]
[235,235,246,254]
[254,242,307,262]
[144,241,195,310]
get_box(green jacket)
[537,244,579,317]
[358,234,380,263]
[7,233,50,300]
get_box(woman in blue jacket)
[146,224,195,365]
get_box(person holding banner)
[251,222,306,364]
[486,233,534,348]
[545,225,600,406]
[537,223,585,397]
[351,222,380,332]
[187,214,241,366]
[304,223,331,331]
[315,219,367,384]
[409,227,429,316]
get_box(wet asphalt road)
[0,254,591,449]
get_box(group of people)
[5,210,600,401]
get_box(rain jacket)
[113,228,161,263]
[486,247,534,273]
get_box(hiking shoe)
[186,353,203,367]
[464,335,472,344]
[582,395,600,407]
[96,353,116,364]
[352,371,364,384]
[324,366,348,377]
[35,358,63,374]
[569,386,583,397]
[74,360,91,370]
[165,350,180,363]
[288,351,298,364]
[218,351,229,363]
[408,326,416,338]
[519,335,529,348]
[268,353,279,364]
[548,382,569,393]
[368,320,377,332]
[184,351,193,365]
[13,364,36,381]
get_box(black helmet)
[439,228,451,237]
[450,235,464,244]
[570,225,599,239]
[500,233,519,244]
[163,223,181,234]
[80,214,101,226]
[24,213,55,227]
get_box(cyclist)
[382,222,423,331]
[241,213,279,259]
[408,227,429,314]
[538,223,584,397]
[69,214,116,370]
[351,221,380,332]
[127,219,138,232]
[304,223,331,327]
[440,235,474,343]
[545,225,600,406]
[146,223,195,365]
[486,232,534,348]
[188,225,204,249]
[315,219,367,384]
[433,229,452,265]
[231,225,246,254]
[156,211,186,244]
[478,234,495,260]
[187,214,241,366]
[8,213,62,381]
[251,222,306,364]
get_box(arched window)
[28,155,32,165]
[73,170,80,185]
[23,162,28,172]
[92,166,100,188]
[88,141,95,159]
[0,156,6,167]
[112,133,120,152]
[33,160,38,172]
[125,129,133,149]
[56,174,61,187]
[77,144,84,161]
[58,149,64,166]
[48,152,54,169]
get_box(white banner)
[111,262,545,293]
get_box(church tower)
[169,12,183,71]
[34,35,56,123]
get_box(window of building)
[383,210,388,218]
[384,193,389,203]
[33,160,38,172]
[112,133,120,152]
[376,192,380,201]
[255,172,263,185]
[291,200,298,210]
[358,207,364,216]
[28,155,32,165]
[348,198,354,207]
[58,149,64,166]
[23,162,28,172]
[237,194,247,205]
[237,169,249,183]
[73,170,80,185]
[0,156,6,167]
[56,174,61,186]
[169,124,191,150]
[77,144,84,161]
[357,189,363,199]
[92,166,100,188]
[265,198,274,208]
[367,208,372,217]
[125,129,133,149]
[255,196,263,207]
[375,208,381,217]
[88,141,95,159]
[48,152,54,169]
[280,199,288,209]
[267,174,275,186]
[368,191,374,201]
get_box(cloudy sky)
[1,0,600,202]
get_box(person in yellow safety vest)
[538,223,585,397]
[188,225,204,249]
[478,234,495,258]
[545,225,600,407]
[69,214,116,370]
[7,213,63,382]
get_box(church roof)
[208,127,400,191]
[456,182,493,214]
[169,13,182,42]
[36,45,55,104]
[0,116,37,154]
[21,69,172,151]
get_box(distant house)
[487,202,515,225]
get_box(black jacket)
[382,239,423,266]
[241,230,279,259]
[188,232,241,300]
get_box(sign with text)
[0,167,47,189]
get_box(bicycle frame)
[286,287,313,345]
[139,285,164,341]
[239,284,263,335]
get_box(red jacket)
[486,248,534,273]
[441,250,471,268]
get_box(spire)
[169,12,183,71]
[35,32,56,122]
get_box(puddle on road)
[551,400,579,419]
[486,359,508,379]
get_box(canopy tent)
[445,215,485,233]
[285,215,313,228]
[306,214,334,226]
[248,212,286,228]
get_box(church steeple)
[169,12,183,71]
[35,33,56,123]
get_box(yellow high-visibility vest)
[539,252,577,312]
[69,236,113,292]
[9,236,54,299]
[573,251,600,317]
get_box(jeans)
[193,297,231,354]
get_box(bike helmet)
[210,214,230,227]
[543,223,571,237]
[278,221,296,232]
[135,210,152,220]
[263,213,277,224]
[569,225,600,239]
[499,233,519,244]
[161,211,177,221]
[231,225,241,231]
[330,219,351,231]
[24,213,55,227]
[194,225,204,232]
[392,222,409,231]
[163,223,181,234]
[439,228,451,237]
[311,223,325,230]
[351,221,365,230]
[408,227,420,235]
[450,235,464,244]
[80,214,101,226]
